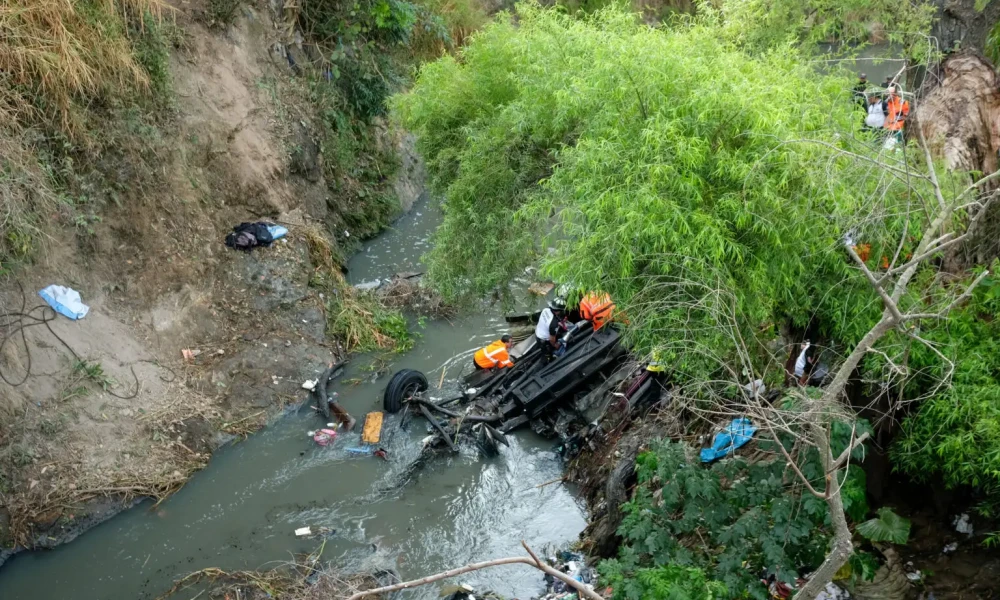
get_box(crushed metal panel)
[362,411,384,444]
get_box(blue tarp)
[700,417,757,463]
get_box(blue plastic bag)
[266,224,288,240]
[39,285,89,320]
[700,417,757,463]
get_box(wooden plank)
[362,411,384,444]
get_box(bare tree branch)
[342,542,604,600]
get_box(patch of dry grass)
[156,556,394,600]
[0,0,167,132]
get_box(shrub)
[600,436,871,599]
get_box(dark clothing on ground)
[225,222,275,251]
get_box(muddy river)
[0,196,587,599]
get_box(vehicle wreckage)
[379,308,667,461]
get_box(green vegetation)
[601,430,874,599]
[0,0,173,270]
[207,0,244,28]
[704,0,936,59]
[395,2,918,378]
[305,227,414,352]
[294,0,463,242]
[893,269,1000,503]
[856,508,911,544]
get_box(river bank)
[0,0,424,570]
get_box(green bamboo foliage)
[395,2,905,379]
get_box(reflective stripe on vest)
[476,341,510,368]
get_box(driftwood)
[343,541,603,600]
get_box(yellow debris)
[362,411,384,444]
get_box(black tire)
[384,369,428,413]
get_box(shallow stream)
[0,196,587,599]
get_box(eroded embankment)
[0,2,423,563]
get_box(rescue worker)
[885,85,909,143]
[853,72,868,111]
[473,334,515,370]
[536,298,569,363]
[579,291,615,331]
[793,341,830,387]
[864,94,886,135]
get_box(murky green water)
[0,195,586,599]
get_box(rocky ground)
[0,0,423,563]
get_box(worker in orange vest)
[579,292,615,331]
[885,85,909,141]
[474,334,515,370]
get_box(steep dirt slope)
[0,1,421,560]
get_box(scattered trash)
[310,427,338,446]
[440,583,496,600]
[302,379,318,391]
[743,378,766,397]
[295,527,312,537]
[354,279,381,292]
[267,224,288,240]
[954,513,974,537]
[345,446,387,458]
[362,411,384,444]
[906,570,923,582]
[181,348,196,362]
[224,221,279,251]
[39,285,89,320]
[538,550,596,600]
[943,542,959,554]
[815,582,850,600]
[700,417,757,463]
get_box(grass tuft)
[304,226,413,353]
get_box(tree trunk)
[794,426,855,600]
[914,50,1000,265]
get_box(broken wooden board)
[362,411,384,444]
[527,281,555,296]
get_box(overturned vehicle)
[381,307,666,459]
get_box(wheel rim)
[402,381,422,403]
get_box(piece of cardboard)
[362,411,384,444]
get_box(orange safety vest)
[885,95,909,132]
[475,340,513,369]
[579,292,615,331]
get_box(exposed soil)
[0,0,423,563]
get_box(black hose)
[1,282,140,399]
